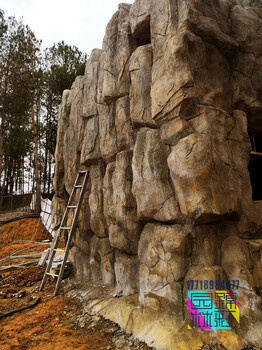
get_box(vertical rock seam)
[52,0,262,348]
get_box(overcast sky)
[1,0,133,55]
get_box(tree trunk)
[48,148,52,195]
[3,162,7,195]
[9,161,14,194]
[0,123,3,209]
[31,106,41,214]
[43,111,50,195]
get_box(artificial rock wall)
[52,0,262,347]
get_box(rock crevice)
[52,0,262,348]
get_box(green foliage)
[0,9,7,38]
[0,15,41,194]
[0,11,87,195]
[44,41,86,96]
[40,42,87,192]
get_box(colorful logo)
[187,290,240,329]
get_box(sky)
[0,0,133,55]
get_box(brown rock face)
[52,0,262,348]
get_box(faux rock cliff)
[52,0,262,348]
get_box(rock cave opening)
[133,16,151,46]
[248,130,262,200]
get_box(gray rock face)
[63,77,86,193]
[53,90,70,198]
[82,49,101,118]
[115,96,134,152]
[132,128,181,222]
[160,118,194,146]
[98,103,118,164]
[129,45,156,128]
[80,115,100,166]
[89,161,107,238]
[138,223,191,303]
[109,150,141,254]
[221,235,254,290]
[52,0,262,347]
[167,107,250,223]
[102,4,136,104]
[114,251,139,296]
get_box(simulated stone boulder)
[52,0,262,348]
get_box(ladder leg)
[40,170,89,295]
[39,234,60,290]
[54,171,89,295]
[54,237,72,296]
[39,249,55,290]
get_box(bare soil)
[0,214,152,350]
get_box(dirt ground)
[0,214,152,350]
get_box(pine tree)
[0,11,87,204]
[0,14,41,201]
[41,42,87,193]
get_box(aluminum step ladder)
[40,170,89,296]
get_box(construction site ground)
[0,213,152,350]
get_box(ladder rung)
[46,272,59,277]
[40,169,90,295]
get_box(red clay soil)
[0,217,52,265]
[0,287,114,349]
[0,216,118,350]
[0,216,51,244]
[0,271,114,350]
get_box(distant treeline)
[0,9,87,204]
